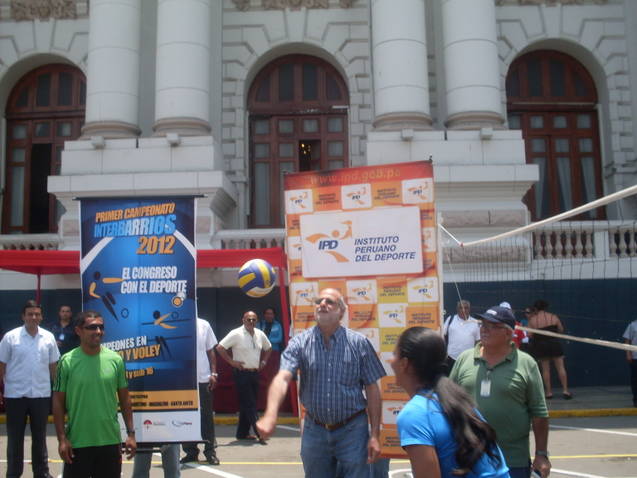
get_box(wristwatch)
[535,450,549,457]
[210,372,218,377]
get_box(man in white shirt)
[217,311,272,443]
[180,317,220,465]
[0,300,60,478]
[442,299,480,373]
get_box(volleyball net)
[439,184,637,381]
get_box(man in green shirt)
[53,310,136,477]
[450,305,550,478]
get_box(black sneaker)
[180,454,199,464]
[204,453,220,465]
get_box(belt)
[309,409,366,431]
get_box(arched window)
[247,54,349,228]
[3,64,86,234]
[506,50,604,221]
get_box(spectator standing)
[499,302,528,350]
[623,318,637,407]
[257,307,283,352]
[257,307,284,401]
[442,300,480,373]
[217,311,272,443]
[133,444,180,478]
[52,310,136,477]
[50,305,79,355]
[0,299,59,478]
[180,317,220,465]
[451,305,550,478]
[526,300,572,399]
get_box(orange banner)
[284,161,440,457]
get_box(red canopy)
[0,247,297,414]
[0,248,287,274]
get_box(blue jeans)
[132,444,181,478]
[301,412,369,478]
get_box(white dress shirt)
[219,326,271,370]
[443,315,480,360]
[196,318,218,383]
[0,326,60,398]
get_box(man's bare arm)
[117,388,137,458]
[256,369,293,439]
[216,344,244,369]
[531,416,551,478]
[53,391,74,464]
[365,381,382,463]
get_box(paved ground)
[1,386,635,477]
[1,416,635,478]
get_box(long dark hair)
[397,327,501,474]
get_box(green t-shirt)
[53,346,128,448]
[450,343,548,468]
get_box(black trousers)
[630,360,637,404]
[233,369,260,439]
[5,397,51,478]
[182,382,217,456]
[62,444,121,478]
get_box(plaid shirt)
[280,325,385,424]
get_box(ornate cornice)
[232,0,355,11]
[495,0,608,5]
[9,0,80,21]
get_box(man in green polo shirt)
[53,310,136,477]
[450,305,550,478]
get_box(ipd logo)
[318,240,339,250]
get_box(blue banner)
[80,197,199,442]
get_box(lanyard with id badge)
[480,370,492,397]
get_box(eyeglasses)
[245,318,257,323]
[83,324,105,331]
[314,297,337,306]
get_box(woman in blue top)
[391,327,510,478]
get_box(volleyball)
[238,259,277,298]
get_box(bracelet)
[210,372,218,377]
[126,429,135,435]
[535,450,549,457]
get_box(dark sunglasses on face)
[314,297,336,306]
[245,318,257,323]
[84,324,105,331]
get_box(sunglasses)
[83,323,105,331]
[245,318,257,323]
[314,297,337,306]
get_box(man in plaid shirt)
[257,288,386,477]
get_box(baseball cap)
[499,301,512,310]
[475,306,516,329]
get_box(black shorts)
[62,444,121,478]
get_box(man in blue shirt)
[50,305,79,355]
[257,307,283,352]
[257,288,386,478]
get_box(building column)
[442,0,503,130]
[153,0,211,136]
[82,0,141,138]
[371,0,431,130]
